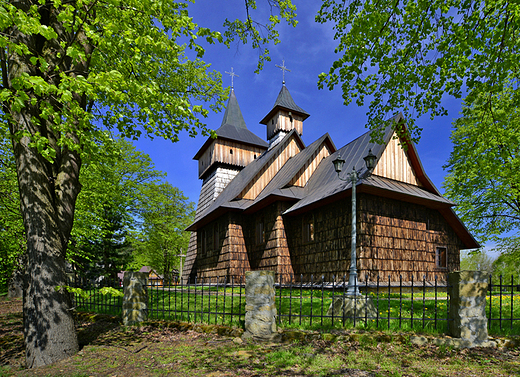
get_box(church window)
[436,246,447,268]
[256,220,265,245]
[303,214,315,243]
[230,149,233,155]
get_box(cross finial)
[225,67,239,89]
[275,60,291,85]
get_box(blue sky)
[132,2,464,233]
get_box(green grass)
[74,285,520,336]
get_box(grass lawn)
[74,285,520,336]
[2,295,520,377]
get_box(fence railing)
[72,273,520,336]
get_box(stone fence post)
[448,271,492,347]
[243,270,279,341]
[122,272,148,326]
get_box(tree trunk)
[13,123,81,367]
[4,1,89,367]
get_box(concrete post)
[122,272,148,326]
[448,271,491,347]
[242,270,279,341]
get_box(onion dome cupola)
[193,88,268,181]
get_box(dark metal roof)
[187,112,479,249]
[260,85,310,124]
[193,90,268,160]
[187,130,305,229]
[220,89,247,129]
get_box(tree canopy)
[443,86,520,245]
[131,183,194,285]
[0,0,297,367]
[316,0,520,142]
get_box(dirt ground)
[0,297,373,376]
[1,297,519,377]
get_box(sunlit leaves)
[443,84,520,244]
[316,0,520,143]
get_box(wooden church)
[182,76,479,284]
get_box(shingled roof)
[187,129,305,230]
[193,89,268,160]
[187,113,479,249]
[260,85,310,125]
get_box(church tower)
[192,88,268,213]
[183,81,268,282]
[260,62,309,147]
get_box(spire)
[260,84,309,126]
[220,89,247,129]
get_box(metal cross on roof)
[225,67,239,89]
[275,60,291,85]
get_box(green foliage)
[492,238,520,281]
[70,138,193,284]
[223,0,298,72]
[131,183,195,284]
[443,85,520,244]
[460,250,495,275]
[0,127,24,291]
[0,0,298,364]
[316,0,520,143]
[57,285,123,300]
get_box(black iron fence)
[72,273,520,336]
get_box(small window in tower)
[436,246,447,268]
[230,149,233,155]
[254,154,256,159]
[271,119,274,125]
[289,115,293,124]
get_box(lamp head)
[332,155,345,174]
[363,149,377,170]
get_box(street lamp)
[332,149,377,296]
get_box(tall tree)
[0,125,24,293]
[316,0,520,143]
[443,86,520,244]
[71,138,165,283]
[0,0,296,367]
[131,183,194,285]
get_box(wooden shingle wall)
[373,134,422,186]
[285,194,462,283]
[357,194,461,283]
[193,214,250,283]
[244,202,294,283]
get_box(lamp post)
[332,149,377,296]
